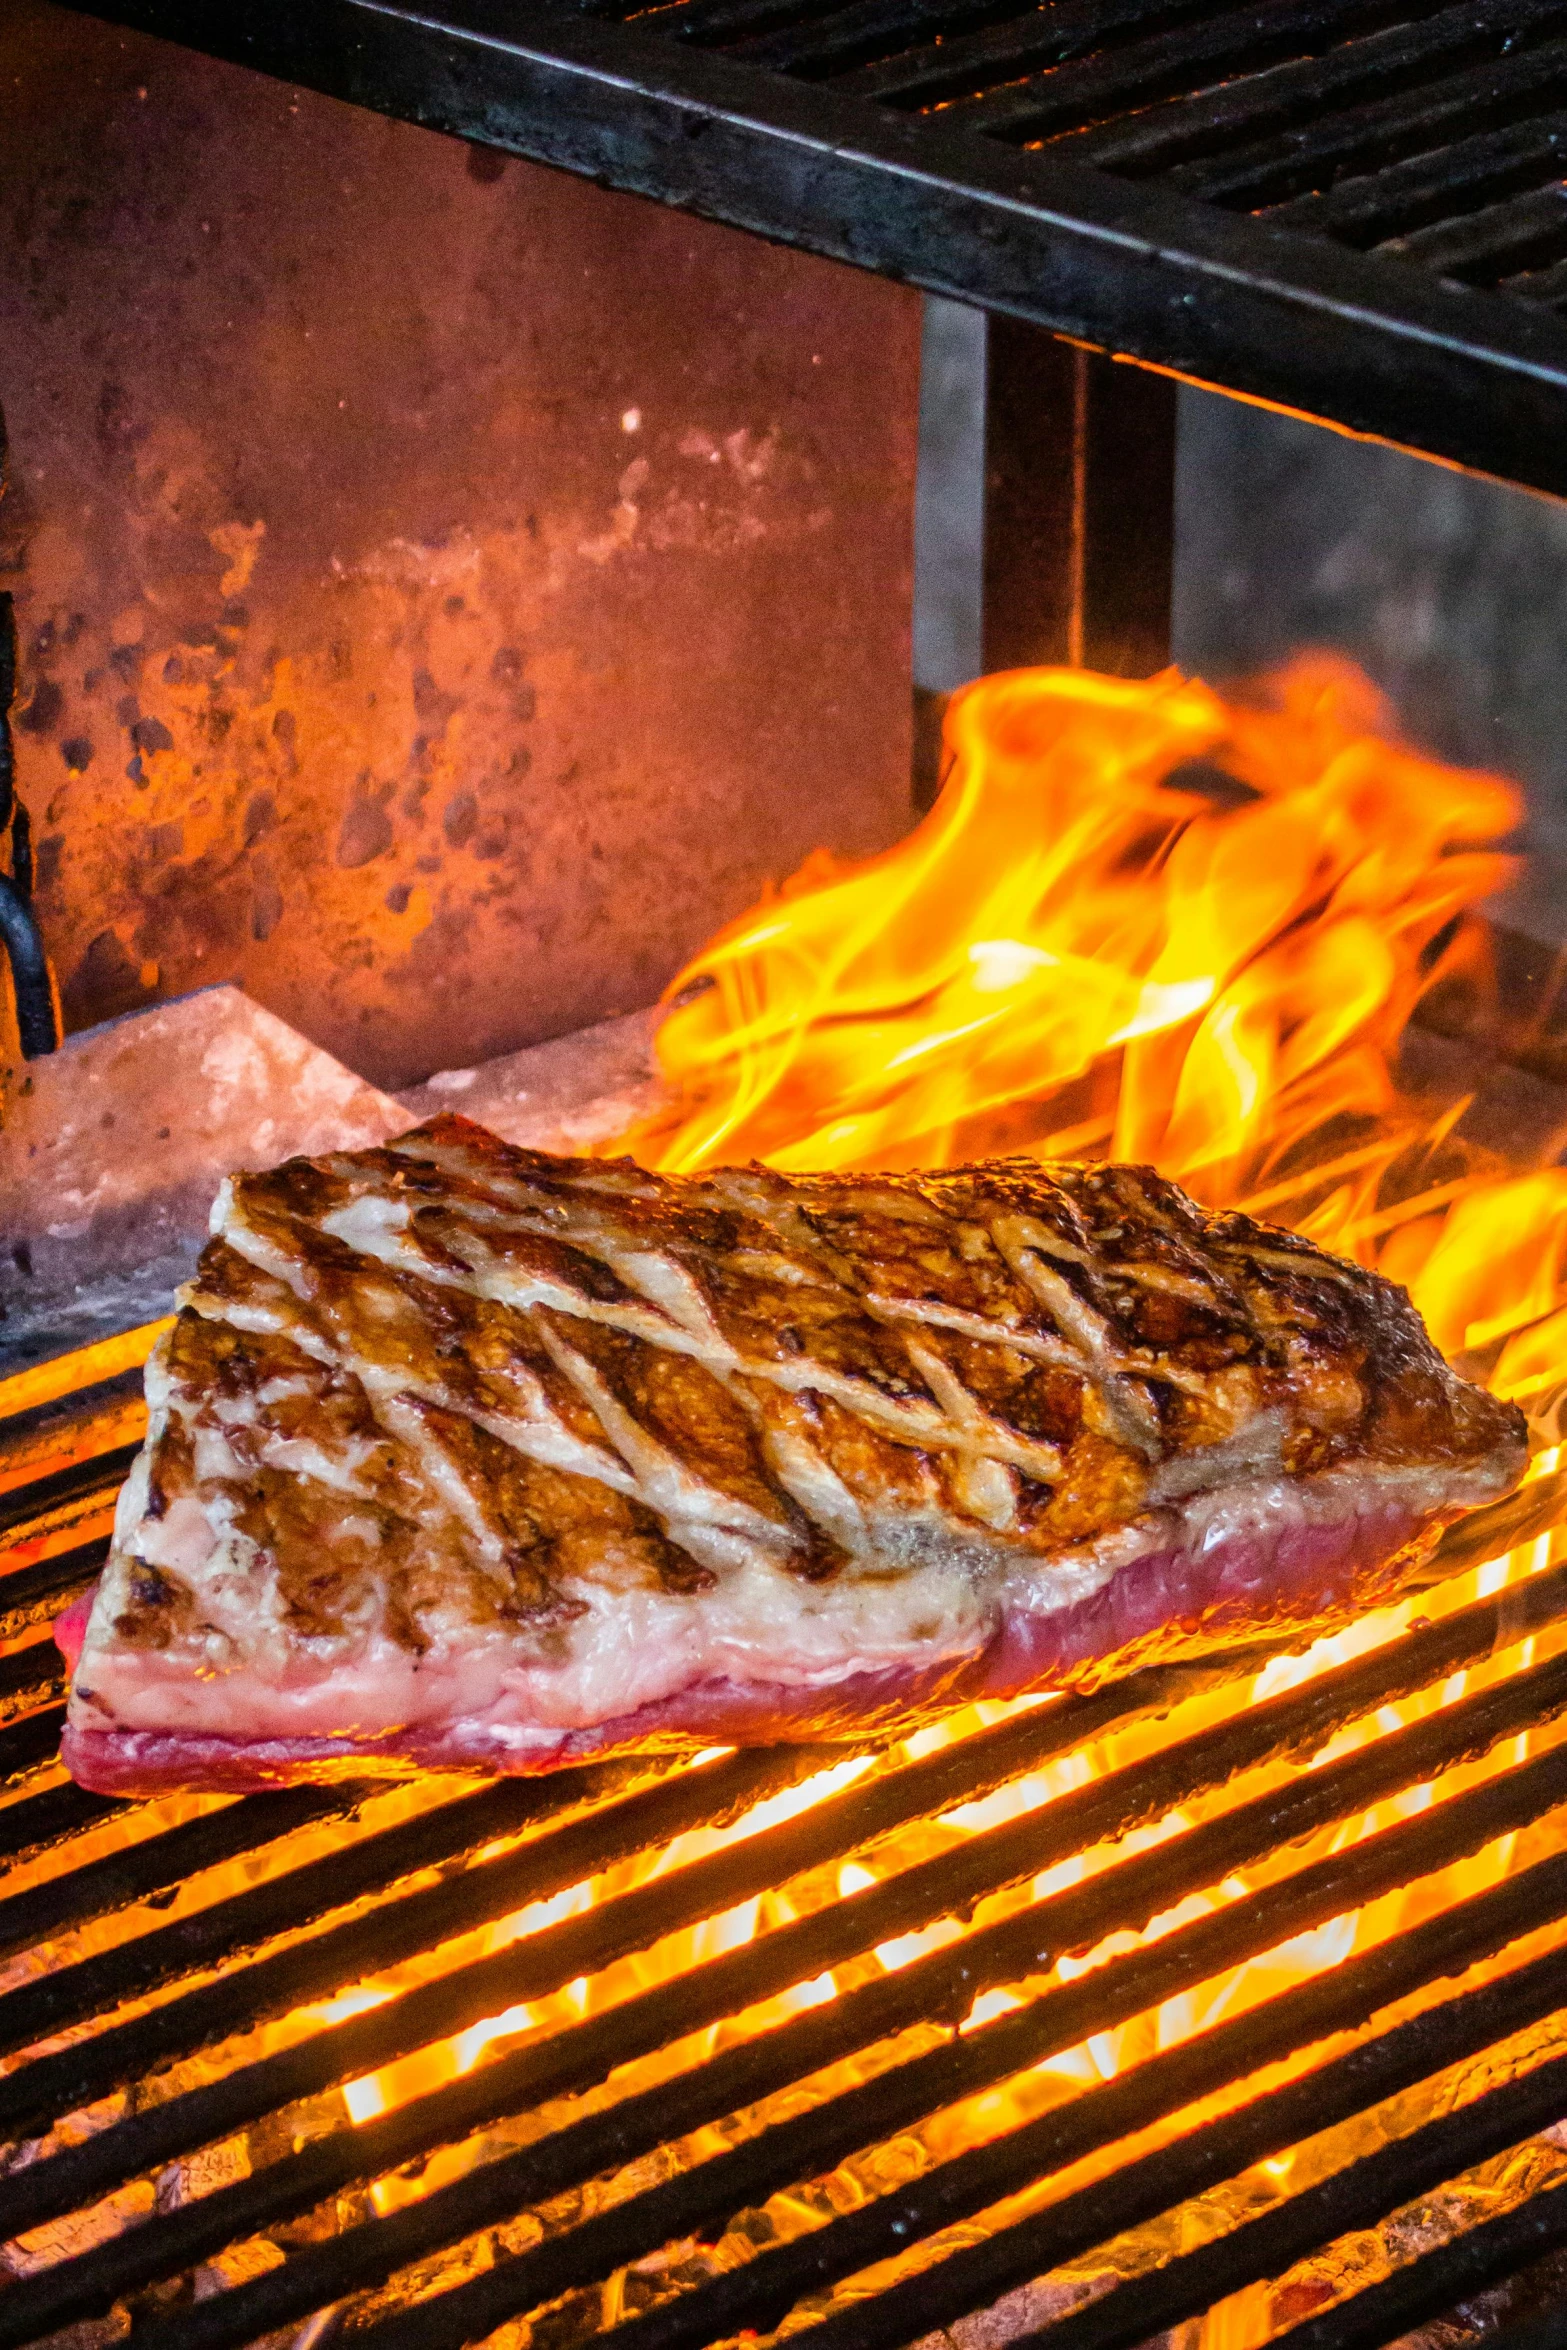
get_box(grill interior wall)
[0,0,920,1092]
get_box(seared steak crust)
[62,1117,1526,1791]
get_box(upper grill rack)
[7,1347,1567,2348]
[70,0,1567,496]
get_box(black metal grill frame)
[56,0,1567,497]
[6,1363,1567,2349]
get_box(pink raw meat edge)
[56,1488,1436,1795]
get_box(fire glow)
[10,655,1567,2343]
[632,655,1560,1390]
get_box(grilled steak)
[60,1116,1526,1792]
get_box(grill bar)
[0,1364,145,1460]
[346,1903,1567,2350]
[733,0,1242,83]
[0,1637,65,1725]
[0,1779,377,1968]
[0,1749,830,2137]
[5,1366,1567,2346]
[0,1670,1215,2233]
[0,1777,122,1868]
[1273,99,1567,240]
[9,1592,1567,2346]
[1392,179,1567,278]
[1507,252,1567,301]
[1020,2044,1567,2350]
[10,1692,1566,2350]
[10,1545,1566,2207]
[880,0,1442,126]
[0,1534,109,1642]
[1075,1,1567,184]
[0,1444,140,1539]
[90,1749,1567,2350]
[560,1917,1567,2350]
[1267,2180,1567,2350]
[1392,1469,1567,1587]
[68,0,1567,495]
[1268,2180,1567,2350]
[0,1761,666,2063]
[0,1701,66,1786]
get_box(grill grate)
[6,1344,1567,2350]
[63,0,1567,494]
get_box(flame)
[625,657,1567,1415]
[15,657,1567,2340]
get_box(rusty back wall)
[0,1,921,1089]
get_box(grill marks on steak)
[65,1117,1527,1786]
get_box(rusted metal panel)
[0,2,919,1089]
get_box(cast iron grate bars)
[61,0,1567,496]
[7,1352,1567,2345]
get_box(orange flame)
[635,659,1508,1169]
[626,656,1567,1419]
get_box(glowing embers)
[4,1473,1567,2349]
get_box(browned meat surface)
[61,1116,1526,1791]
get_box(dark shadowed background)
[1176,386,1567,945]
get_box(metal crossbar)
[61,0,1567,493]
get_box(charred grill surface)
[0,1344,1567,2350]
[2,1342,1567,2349]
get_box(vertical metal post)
[912,311,1177,806]
[981,319,1176,679]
